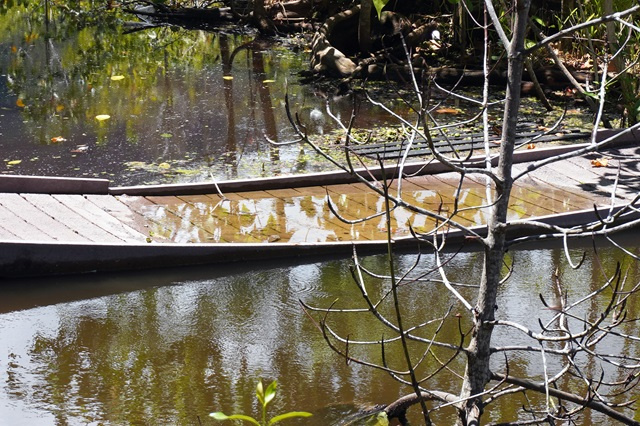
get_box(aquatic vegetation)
[210,380,312,425]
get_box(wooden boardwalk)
[0,138,639,276]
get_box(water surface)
[2,243,639,424]
[0,3,404,186]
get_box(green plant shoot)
[210,380,312,426]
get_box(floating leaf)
[7,160,22,165]
[95,114,111,121]
[51,136,67,143]
[111,75,125,81]
[435,107,460,114]
[160,133,173,138]
[16,98,25,108]
[125,161,147,169]
[71,145,88,153]
[262,79,275,83]
[223,75,233,80]
[158,162,171,169]
[591,157,609,167]
[56,104,65,112]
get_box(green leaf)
[369,412,389,426]
[209,412,261,425]
[268,412,313,425]
[264,380,277,406]
[256,380,265,406]
[532,15,545,27]
[372,0,389,19]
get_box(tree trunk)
[458,1,532,424]
[359,0,372,54]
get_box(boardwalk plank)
[0,224,20,241]
[164,195,251,243]
[0,193,88,242]
[135,196,218,243]
[84,194,159,242]
[0,204,55,241]
[22,194,123,243]
[53,194,148,243]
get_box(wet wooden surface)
[0,145,637,246]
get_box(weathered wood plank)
[52,194,148,243]
[0,193,89,242]
[21,194,123,243]
[84,194,157,242]
[0,224,20,241]
[0,175,109,194]
[0,204,55,241]
[264,188,303,198]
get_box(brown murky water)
[1,243,639,425]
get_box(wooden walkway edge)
[2,204,636,278]
[1,128,639,278]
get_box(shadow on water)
[0,251,356,314]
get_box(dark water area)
[2,243,640,424]
[0,3,407,187]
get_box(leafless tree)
[275,1,640,424]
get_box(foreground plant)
[210,380,312,425]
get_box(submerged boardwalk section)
[0,139,639,276]
[0,176,596,246]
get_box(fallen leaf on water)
[71,145,88,153]
[51,136,67,143]
[435,107,460,114]
[158,162,171,169]
[7,160,22,165]
[591,157,609,167]
[111,75,125,81]
[125,161,147,169]
[56,104,65,112]
[16,99,25,108]
[262,79,275,83]
[527,143,536,149]
[95,114,111,121]
[160,133,173,138]
[223,75,233,80]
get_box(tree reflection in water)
[1,2,401,186]
[1,245,639,424]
